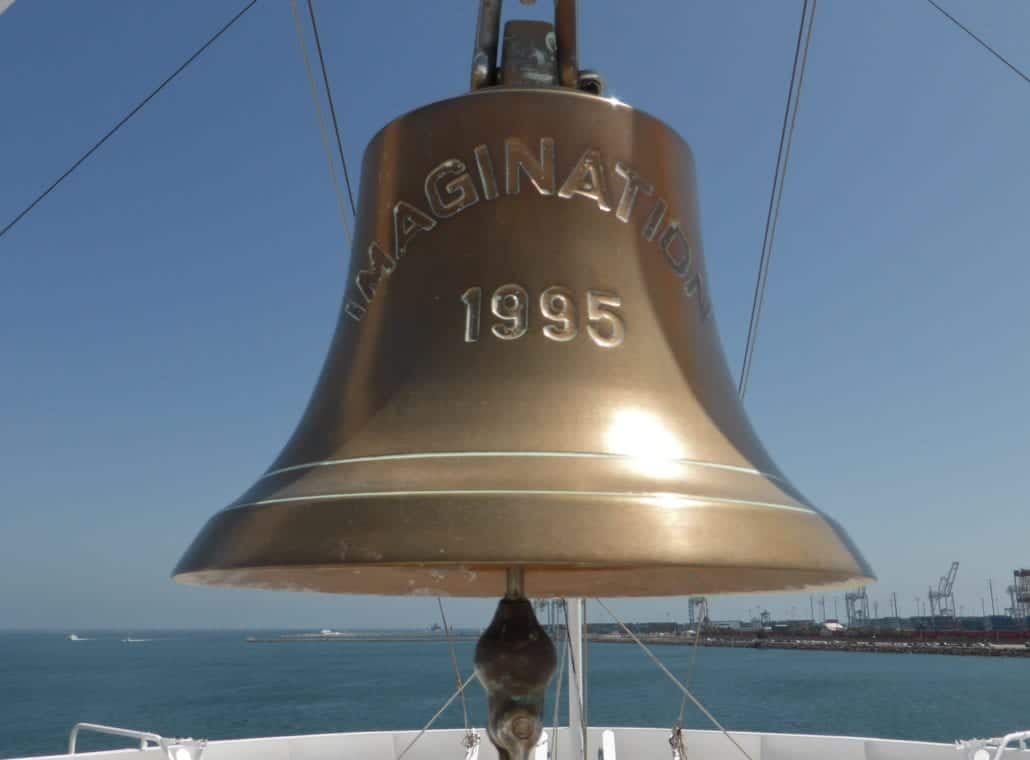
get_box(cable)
[675,620,705,727]
[562,599,588,760]
[289,0,353,243]
[738,0,817,399]
[0,0,259,241]
[305,0,357,216]
[396,672,478,760]
[738,0,816,398]
[594,599,755,760]
[436,598,474,743]
[924,0,1030,87]
[550,607,567,760]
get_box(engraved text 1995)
[462,285,624,348]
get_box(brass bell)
[173,9,872,602]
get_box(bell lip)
[171,488,873,598]
[363,86,692,163]
[172,563,875,598]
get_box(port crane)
[1012,569,1030,620]
[845,588,870,626]
[687,597,708,629]
[928,561,959,622]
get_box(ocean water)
[2,631,1029,758]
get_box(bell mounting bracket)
[470,0,603,94]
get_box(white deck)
[16,726,1027,760]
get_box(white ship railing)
[68,724,162,754]
[33,725,1023,760]
[957,729,1030,759]
[1001,730,1030,752]
[67,724,205,760]
[19,725,1025,760]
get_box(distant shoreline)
[243,632,1030,657]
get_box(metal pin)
[506,567,526,599]
[471,0,502,90]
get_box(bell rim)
[173,490,873,597]
[173,563,875,598]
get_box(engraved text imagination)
[343,137,709,322]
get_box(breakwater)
[246,634,478,643]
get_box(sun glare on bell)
[605,408,686,479]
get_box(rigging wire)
[924,0,1030,87]
[674,621,705,727]
[550,604,568,760]
[436,598,475,746]
[304,0,357,217]
[0,0,259,241]
[562,599,588,759]
[395,672,478,760]
[738,0,817,400]
[288,0,353,243]
[594,599,756,760]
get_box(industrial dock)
[581,566,1030,658]
[589,632,1030,658]
[244,567,1030,656]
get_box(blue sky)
[1,0,1028,630]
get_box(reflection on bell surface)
[173,82,873,599]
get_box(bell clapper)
[474,568,557,760]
